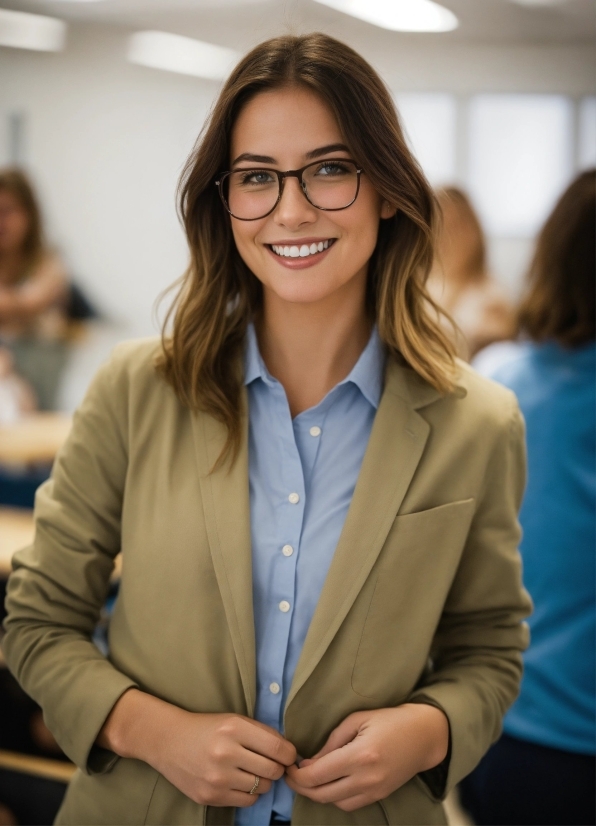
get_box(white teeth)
[270,240,333,258]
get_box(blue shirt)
[474,340,596,755]
[235,325,384,825]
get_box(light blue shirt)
[474,340,596,755]
[235,324,384,825]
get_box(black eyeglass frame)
[215,158,364,221]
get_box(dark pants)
[459,733,596,826]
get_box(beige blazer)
[3,339,531,826]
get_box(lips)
[268,239,335,258]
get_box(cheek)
[8,214,29,242]
[230,221,262,260]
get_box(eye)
[237,169,276,186]
[314,161,351,177]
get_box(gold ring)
[249,775,260,795]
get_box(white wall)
[0,23,594,407]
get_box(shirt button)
[269,682,281,695]
[279,600,291,613]
[282,544,294,557]
[309,426,321,437]
[288,492,300,504]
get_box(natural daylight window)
[578,96,596,170]
[467,94,574,237]
[394,93,457,186]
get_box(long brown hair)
[435,186,487,282]
[158,33,456,464]
[518,169,595,347]
[0,168,45,275]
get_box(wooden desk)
[0,749,75,783]
[0,413,72,467]
[0,507,34,577]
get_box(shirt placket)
[258,383,305,732]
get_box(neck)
[256,277,371,417]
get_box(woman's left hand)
[285,703,449,813]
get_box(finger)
[285,772,360,805]
[238,749,287,782]
[236,719,297,766]
[286,743,358,788]
[219,791,260,808]
[297,757,318,768]
[335,793,376,813]
[313,713,364,759]
[231,769,272,796]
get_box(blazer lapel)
[192,393,256,716]
[285,359,441,710]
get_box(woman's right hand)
[98,688,297,808]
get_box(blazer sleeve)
[408,391,532,797]
[2,348,138,773]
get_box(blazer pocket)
[351,499,475,702]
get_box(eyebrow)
[231,143,351,167]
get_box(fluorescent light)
[0,9,66,52]
[509,0,570,5]
[313,0,458,32]
[127,31,241,80]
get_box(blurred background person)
[460,169,596,826]
[0,168,69,411]
[0,346,35,424]
[427,186,516,360]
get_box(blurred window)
[467,94,573,237]
[578,96,596,170]
[394,93,457,185]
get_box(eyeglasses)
[215,158,363,221]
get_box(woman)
[0,168,69,409]
[427,187,516,361]
[3,34,531,826]
[462,170,596,826]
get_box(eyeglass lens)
[223,160,359,220]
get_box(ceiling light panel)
[0,8,66,51]
[509,0,571,6]
[313,0,459,32]
[127,31,241,80]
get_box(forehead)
[230,86,343,162]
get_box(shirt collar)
[244,323,385,410]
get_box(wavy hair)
[0,168,45,274]
[158,33,456,465]
[518,169,595,347]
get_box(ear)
[380,201,397,219]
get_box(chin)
[265,272,342,305]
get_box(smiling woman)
[3,32,531,826]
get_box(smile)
[269,239,335,258]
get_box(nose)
[273,176,317,229]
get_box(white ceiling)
[2,0,595,48]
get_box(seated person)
[0,168,69,409]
